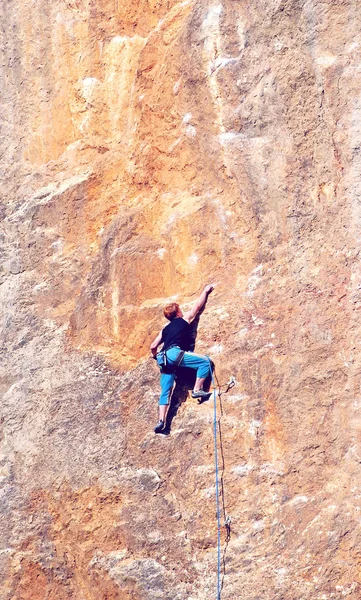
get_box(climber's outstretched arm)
[150,331,163,357]
[183,284,214,323]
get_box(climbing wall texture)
[1,0,361,598]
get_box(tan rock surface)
[2,0,361,598]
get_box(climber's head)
[164,302,183,321]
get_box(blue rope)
[209,359,221,599]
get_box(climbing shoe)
[191,390,212,400]
[154,420,165,433]
[159,426,170,436]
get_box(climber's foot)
[154,419,165,433]
[159,426,170,436]
[191,390,212,400]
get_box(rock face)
[1,0,361,598]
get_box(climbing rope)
[208,360,235,599]
[211,367,221,600]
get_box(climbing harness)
[156,347,185,374]
[209,359,234,599]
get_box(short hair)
[164,302,179,321]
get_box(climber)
[150,284,214,433]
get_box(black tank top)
[161,318,191,351]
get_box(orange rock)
[2,1,361,598]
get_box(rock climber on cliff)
[150,284,214,433]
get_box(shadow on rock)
[162,359,214,434]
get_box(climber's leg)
[155,371,175,433]
[179,352,212,398]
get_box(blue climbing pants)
[157,346,211,406]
